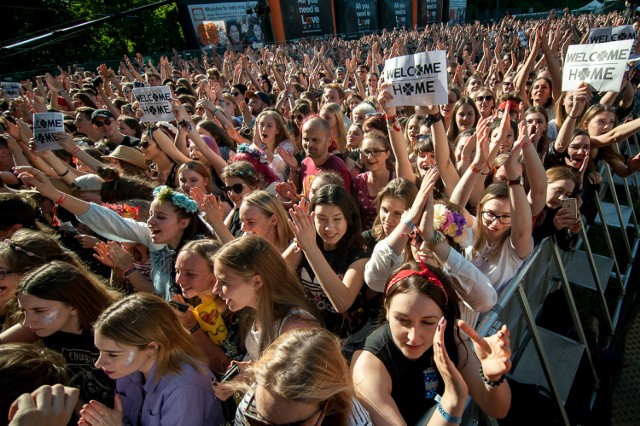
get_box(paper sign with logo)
[33,112,65,151]
[1,82,21,99]
[382,51,448,107]
[588,25,636,44]
[132,86,175,123]
[562,39,634,92]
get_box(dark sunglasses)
[94,119,113,127]
[242,393,327,426]
[365,112,384,119]
[476,95,493,102]
[232,91,241,96]
[222,183,246,194]
[140,140,150,149]
[293,114,304,121]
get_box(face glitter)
[42,310,59,324]
[125,351,135,366]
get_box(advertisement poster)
[418,0,441,26]
[448,0,467,24]
[335,0,378,36]
[279,0,335,39]
[378,0,412,29]
[187,2,261,50]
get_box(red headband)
[499,100,519,113]
[385,262,449,305]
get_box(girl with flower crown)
[365,167,496,327]
[14,166,212,301]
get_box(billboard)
[278,0,335,39]
[187,2,261,50]
[334,0,378,36]
[417,0,442,26]
[378,0,412,30]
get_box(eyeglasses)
[222,183,246,194]
[476,95,493,102]
[482,210,512,225]
[94,119,113,128]
[397,109,407,115]
[0,270,15,280]
[361,148,388,158]
[242,393,328,426]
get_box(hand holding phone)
[561,198,578,220]
[219,364,240,383]
[168,300,190,313]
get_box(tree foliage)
[1,0,186,74]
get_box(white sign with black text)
[382,51,448,107]
[588,25,636,44]
[132,86,175,123]
[1,82,21,99]
[32,112,65,151]
[562,39,634,92]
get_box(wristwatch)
[505,177,522,187]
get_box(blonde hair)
[241,191,294,252]
[94,293,206,380]
[214,237,317,355]
[320,103,348,153]
[243,328,353,426]
[472,183,511,261]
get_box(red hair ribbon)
[385,262,449,305]
[498,100,519,112]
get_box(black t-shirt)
[299,245,370,337]
[362,324,442,425]
[43,331,115,405]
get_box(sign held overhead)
[382,51,448,107]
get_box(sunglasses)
[365,112,384,119]
[293,114,304,121]
[397,109,407,115]
[140,140,151,149]
[242,393,327,426]
[232,91,241,96]
[476,95,493,102]
[94,119,113,127]
[222,183,246,194]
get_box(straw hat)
[102,145,147,170]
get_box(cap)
[91,109,114,122]
[336,67,346,73]
[246,91,272,106]
[71,174,104,191]
[101,145,147,170]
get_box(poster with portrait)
[448,0,467,24]
[187,2,261,50]
[417,0,441,26]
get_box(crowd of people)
[0,7,639,425]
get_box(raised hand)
[288,199,316,252]
[459,320,511,381]
[433,317,468,407]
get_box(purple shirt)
[116,361,223,425]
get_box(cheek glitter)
[125,351,135,366]
[42,310,59,324]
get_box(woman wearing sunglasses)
[473,88,496,119]
[233,328,372,426]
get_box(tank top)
[362,324,442,425]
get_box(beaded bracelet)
[479,366,506,388]
[434,395,462,424]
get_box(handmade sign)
[33,112,65,151]
[132,86,175,122]
[1,82,21,99]
[588,25,636,44]
[383,51,448,106]
[562,39,634,92]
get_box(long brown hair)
[472,183,511,261]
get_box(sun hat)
[101,145,147,170]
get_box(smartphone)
[562,198,578,220]
[168,300,190,312]
[219,364,240,383]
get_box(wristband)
[55,192,67,205]
[58,167,70,177]
[479,366,506,387]
[70,147,81,156]
[434,395,462,424]
[461,156,472,161]
[427,112,443,126]
[123,265,138,279]
[189,322,201,334]
[567,113,579,119]
[470,164,482,174]
[403,216,417,230]
[506,177,522,187]
[385,114,397,122]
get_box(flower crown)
[102,203,142,220]
[236,143,268,164]
[433,203,473,248]
[152,186,199,214]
